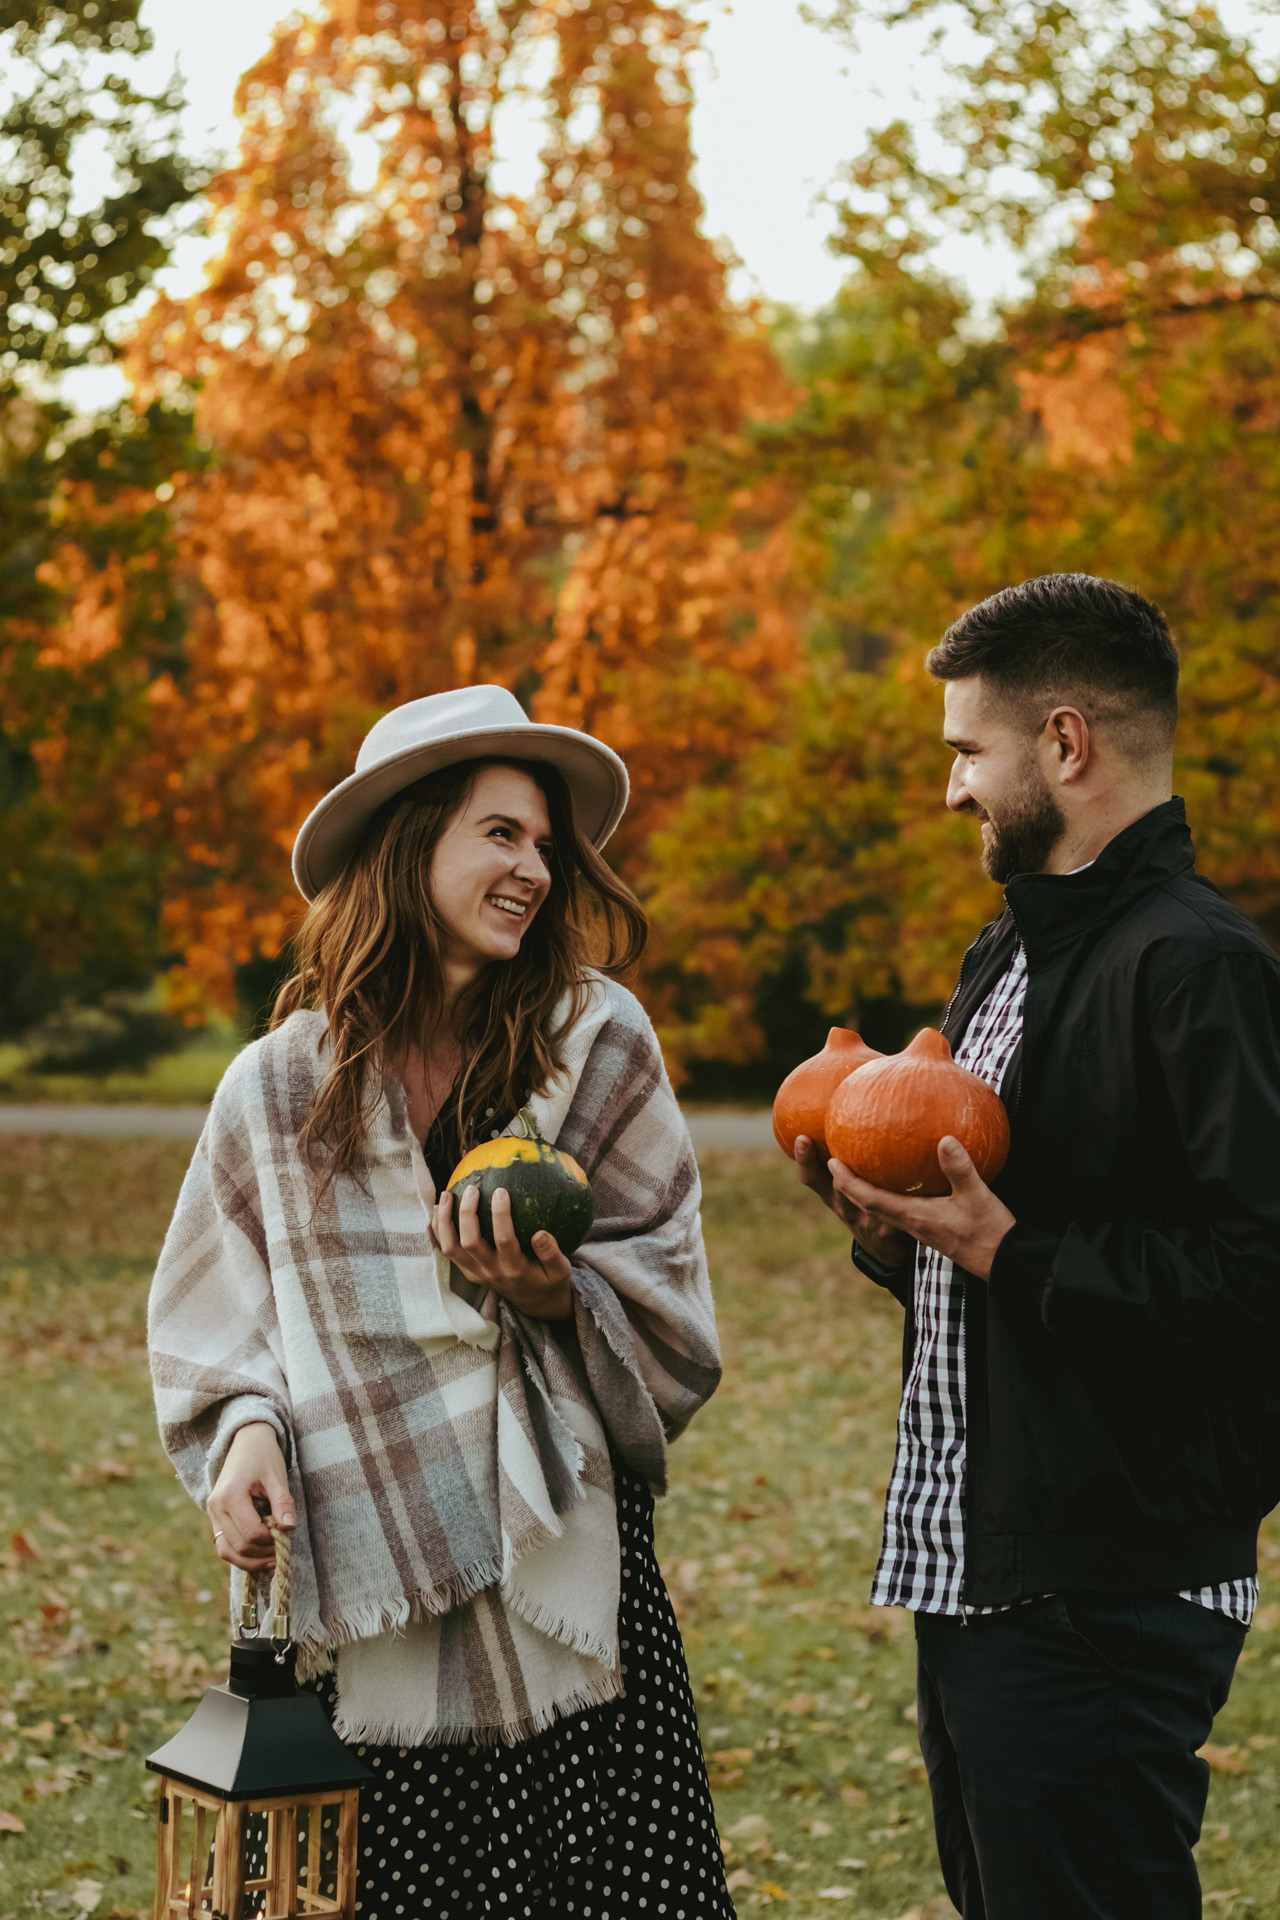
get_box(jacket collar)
[1003,797,1195,960]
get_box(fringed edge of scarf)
[570,1269,670,1492]
[293,1551,508,1661]
[328,1662,625,1750]
[500,1586,619,1668]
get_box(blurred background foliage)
[4,0,1280,1097]
[0,0,202,1056]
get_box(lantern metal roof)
[146,1638,371,1802]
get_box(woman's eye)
[489,826,511,840]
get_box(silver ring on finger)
[213,1530,225,1541]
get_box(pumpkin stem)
[905,1027,954,1060]
[827,1027,869,1053]
[513,1105,544,1141]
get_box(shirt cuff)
[851,1238,914,1309]
[851,1240,909,1283]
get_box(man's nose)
[945,757,970,813]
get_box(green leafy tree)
[647,0,1280,1079]
[0,1,200,1046]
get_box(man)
[795,574,1280,1919]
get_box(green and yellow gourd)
[445,1108,594,1257]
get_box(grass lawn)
[0,1140,1277,1919]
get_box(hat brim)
[291,721,629,902]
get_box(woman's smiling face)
[428,764,554,977]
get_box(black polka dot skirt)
[313,1459,734,1918]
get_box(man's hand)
[434,1185,573,1321]
[829,1135,1015,1281]
[794,1134,912,1272]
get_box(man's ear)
[1044,706,1090,782]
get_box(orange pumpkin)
[772,1027,882,1159]
[824,1027,1010,1196]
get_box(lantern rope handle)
[267,1521,292,1647]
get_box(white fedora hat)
[291,686,629,901]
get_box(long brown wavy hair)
[271,756,646,1188]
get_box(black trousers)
[914,1595,1246,1920]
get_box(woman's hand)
[434,1185,574,1321]
[794,1134,912,1272]
[208,1422,295,1574]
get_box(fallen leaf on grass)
[886,1745,915,1763]
[25,1765,90,1799]
[875,1851,903,1867]
[807,1819,833,1838]
[707,1768,743,1789]
[756,1884,788,1902]
[725,1868,753,1892]
[778,1693,818,1715]
[1254,1604,1279,1632]
[712,1748,754,1767]
[0,1809,25,1833]
[816,1891,856,1902]
[21,1722,55,1741]
[836,1858,866,1871]
[767,1567,816,1589]
[70,1460,133,1487]
[1202,1896,1241,1908]
[11,1529,40,1561]
[725,1503,766,1522]
[726,1815,769,1841]
[840,1786,867,1808]
[1199,1744,1247,1775]
[70,1881,103,1914]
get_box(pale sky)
[56,0,1280,411]
[128,0,992,309]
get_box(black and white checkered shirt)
[870,943,1257,1627]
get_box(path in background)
[0,1104,211,1137]
[0,1103,776,1148]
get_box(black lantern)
[148,1537,370,1920]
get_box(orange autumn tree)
[129,0,798,1013]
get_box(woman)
[149,686,732,1918]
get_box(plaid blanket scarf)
[148,975,721,1744]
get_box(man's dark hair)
[926,574,1179,758]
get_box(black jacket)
[882,798,1280,1605]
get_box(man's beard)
[980,765,1066,884]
